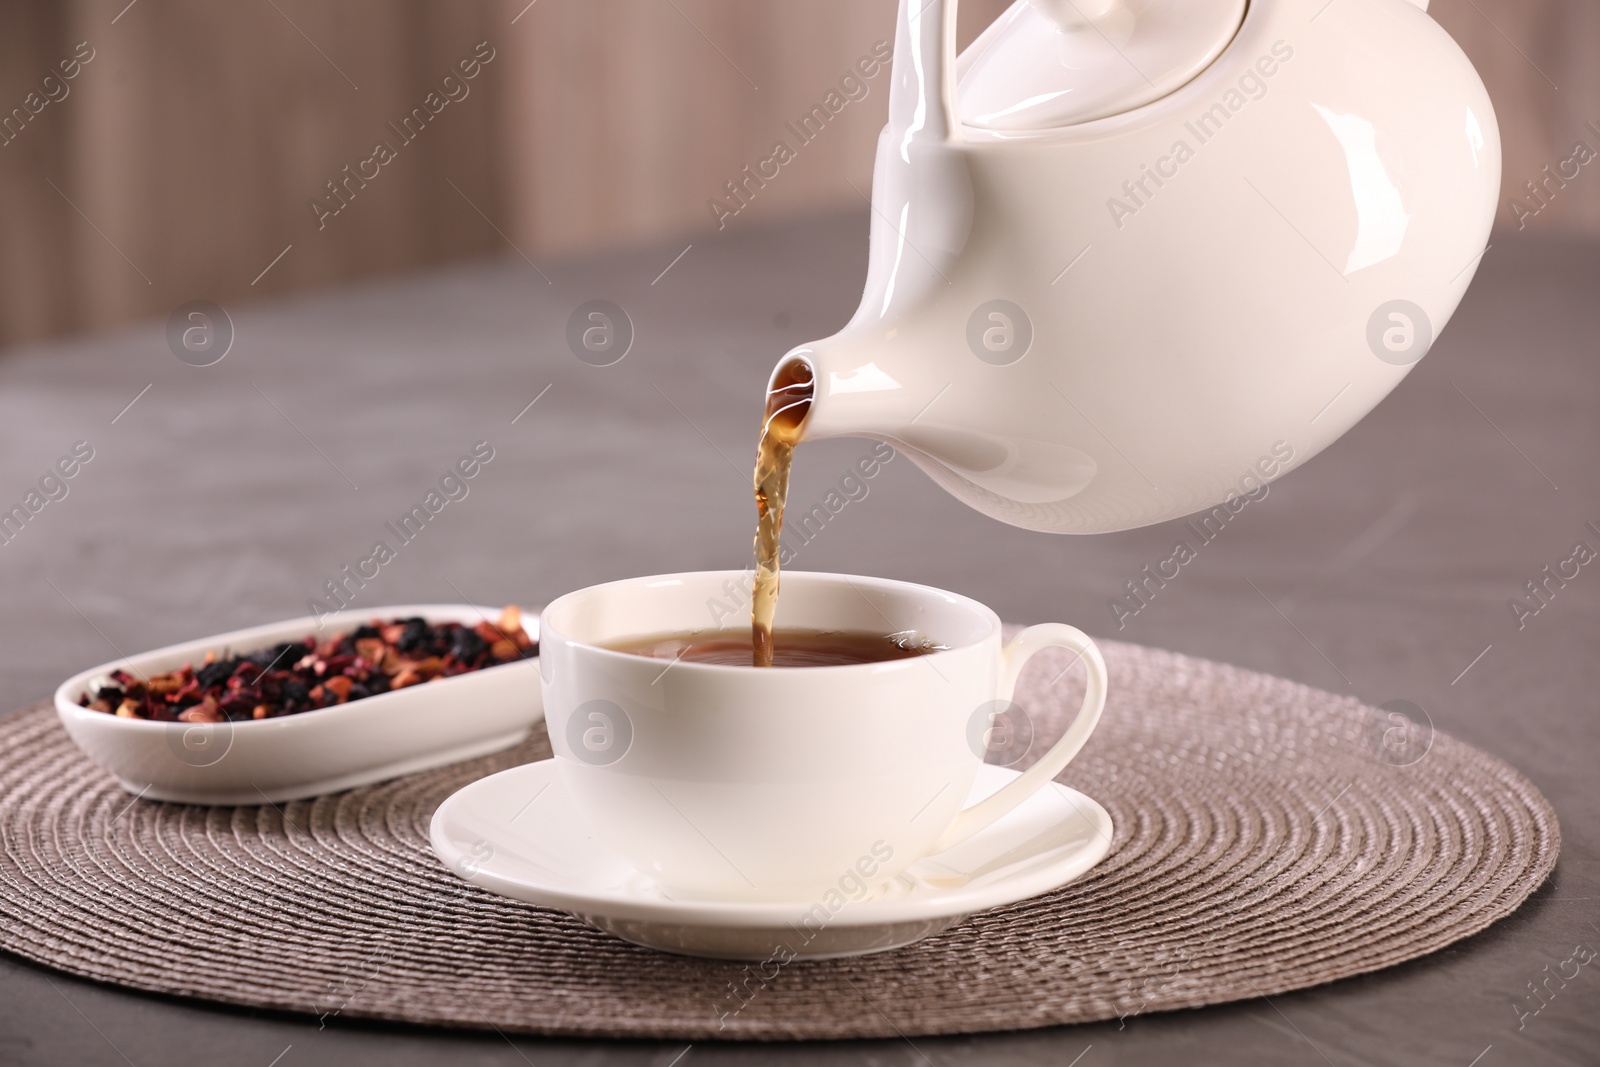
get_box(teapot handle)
[938,0,960,142]
[894,0,962,144]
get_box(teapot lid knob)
[1029,0,1125,33]
[957,0,1246,130]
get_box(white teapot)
[772,0,1499,532]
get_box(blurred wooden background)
[0,0,1593,348]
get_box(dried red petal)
[178,696,222,723]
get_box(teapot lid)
[956,0,1247,131]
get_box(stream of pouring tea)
[751,361,814,667]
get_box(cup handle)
[929,624,1107,853]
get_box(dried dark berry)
[247,643,297,670]
[196,659,238,689]
[450,628,487,663]
[395,618,430,653]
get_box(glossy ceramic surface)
[430,758,1114,960]
[781,0,1500,533]
[958,0,1248,130]
[537,570,1106,902]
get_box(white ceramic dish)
[54,604,542,806]
[430,759,1113,960]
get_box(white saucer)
[430,759,1113,960]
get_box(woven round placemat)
[0,640,1558,1041]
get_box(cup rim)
[540,569,1000,673]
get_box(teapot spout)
[771,334,1103,530]
[767,342,906,446]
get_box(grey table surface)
[0,210,1595,1066]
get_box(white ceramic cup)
[538,570,1107,902]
